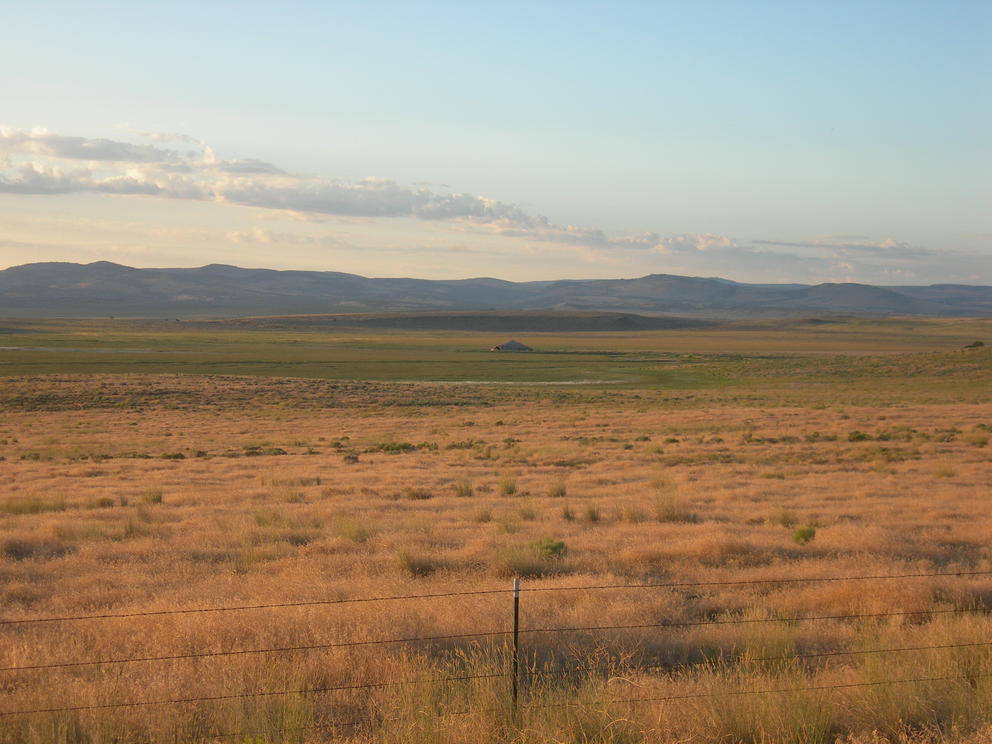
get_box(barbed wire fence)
[3,569,991,741]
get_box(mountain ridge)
[1,261,989,319]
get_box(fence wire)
[4,568,989,626]
[4,568,991,740]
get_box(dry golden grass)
[0,374,990,742]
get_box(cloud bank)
[2,125,985,284]
[0,126,733,255]
[0,126,539,226]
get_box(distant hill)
[1,261,989,319]
[212,311,714,332]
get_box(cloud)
[1,127,545,227]
[214,158,286,176]
[1,127,181,163]
[0,161,206,199]
[657,234,736,253]
[0,238,62,249]
[6,125,978,283]
[226,226,277,244]
[216,175,541,223]
[224,225,351,249]
[131,130,206,146]
[0,127,740,260]
[464,221,736,255]
[0,162,83,194]
[220,177,429,217]
[481,223,656,249]
[754,238,936,259]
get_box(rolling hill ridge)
[1,261,989,318]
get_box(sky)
[1,0,990,284]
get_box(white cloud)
[226,226,276,244]
[0,162,83,194]
[656,234,736,253]
[754,237,936,259]
[214,158,286,176]
[0,127,542,226]
[2,125,987,283]
[224,225,351,249]
[0,126,181,163]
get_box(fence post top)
[513,578,520,596]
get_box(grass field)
[1,317,991,743]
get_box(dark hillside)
[0,262,987,318]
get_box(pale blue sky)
[1,0,989,283]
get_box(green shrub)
[495,538,569,578]
[793,526,816,545]
[397,551,444,577]
[531,537,567,559]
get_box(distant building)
[490,340,532,352]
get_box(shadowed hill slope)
[1,262,988,318]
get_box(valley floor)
[1,369,991,742]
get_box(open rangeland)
[1,319,991,743]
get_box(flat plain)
[1,316,991,743]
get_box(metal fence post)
[512,577,520,715]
